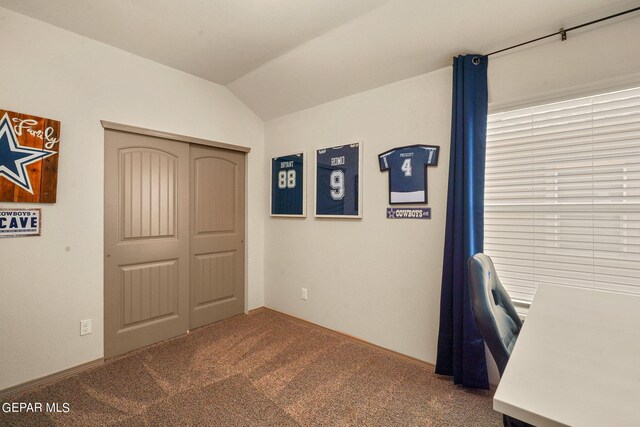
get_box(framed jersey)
[315,143,362,218]
[378,144,439,204]
[271,152,306,217]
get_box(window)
[485,86,640,304]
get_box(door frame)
[101,121,251,154]
[102,120,251,358]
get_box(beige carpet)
[1,309,501,426]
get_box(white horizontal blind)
[485,86,640,303]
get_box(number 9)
[330,170,345,200]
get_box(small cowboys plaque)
[0,209,41,238]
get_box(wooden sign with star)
[0,109,60,203]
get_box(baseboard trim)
[0,358,104,399]
[248,306,267,315]
[251,306,435,371]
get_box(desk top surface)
[493,284,640,427]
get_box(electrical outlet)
[80,319,92,336]
[301,288,308,300]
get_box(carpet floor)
[1,309,501,426]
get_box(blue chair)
[468,253,531,427]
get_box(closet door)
[104,130,189,358]
[189,144,245,329]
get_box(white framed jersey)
[378,144,439,204]
[271,152,305,216]
[315,143,361,218]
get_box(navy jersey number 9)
[316,144,359,216]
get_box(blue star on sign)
[0,113,56,194]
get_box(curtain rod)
[486,6,640,57]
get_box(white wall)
[264,14,640,383]
[265,69,452,363]
[489,15,640,108]
[0,8,265,391]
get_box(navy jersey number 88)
[316,144,360,216]
[271,153,304,215]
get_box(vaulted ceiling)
[1,0,638,120]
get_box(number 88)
[278,170,296,189]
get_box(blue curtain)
[435,54,489,389]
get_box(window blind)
[485,86,640,303]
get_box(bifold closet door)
[189,145,245,329]
[104,130,190,358]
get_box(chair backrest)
[468,253,522,377]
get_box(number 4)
[401,158,412,177]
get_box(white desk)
[493,284,640,426]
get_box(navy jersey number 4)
[272,153,304,215]
[379,145,439,204]
[316,144,360,216]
